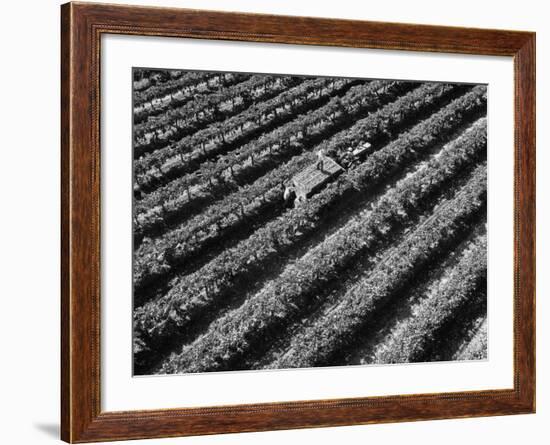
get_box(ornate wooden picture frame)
[61,2,535,442]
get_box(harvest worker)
[316,148,328,172]
[283,185,296,207]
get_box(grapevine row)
[134,75,304,156]
[135,96,487,336]
[135,71,227,106]
[135,80,450,291]
[133,70,184,93]
[133,81,403,280]
[134,114,486,366]
[134,77,361,189]
[370,234,487,364]
[335,222,486,366]
[134,74,293,137]
[158,155,487,374]
[452,318,487,361]
[269,164,487,370]
[134,88,486,291]
[317,84,477,166]
[133,80,406,237]
[133,152,315,301]
[134,72,250,123]
[133,80,421,237]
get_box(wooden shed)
[292,157,344,200]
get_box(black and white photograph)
[132,69,488,376]
[1,0,544,442]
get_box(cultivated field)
[132,69,488,375]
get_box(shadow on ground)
[33,422,59,439]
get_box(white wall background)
[0,0,545,444]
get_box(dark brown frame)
[61,2,536,442]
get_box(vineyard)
[132,68,488,375]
